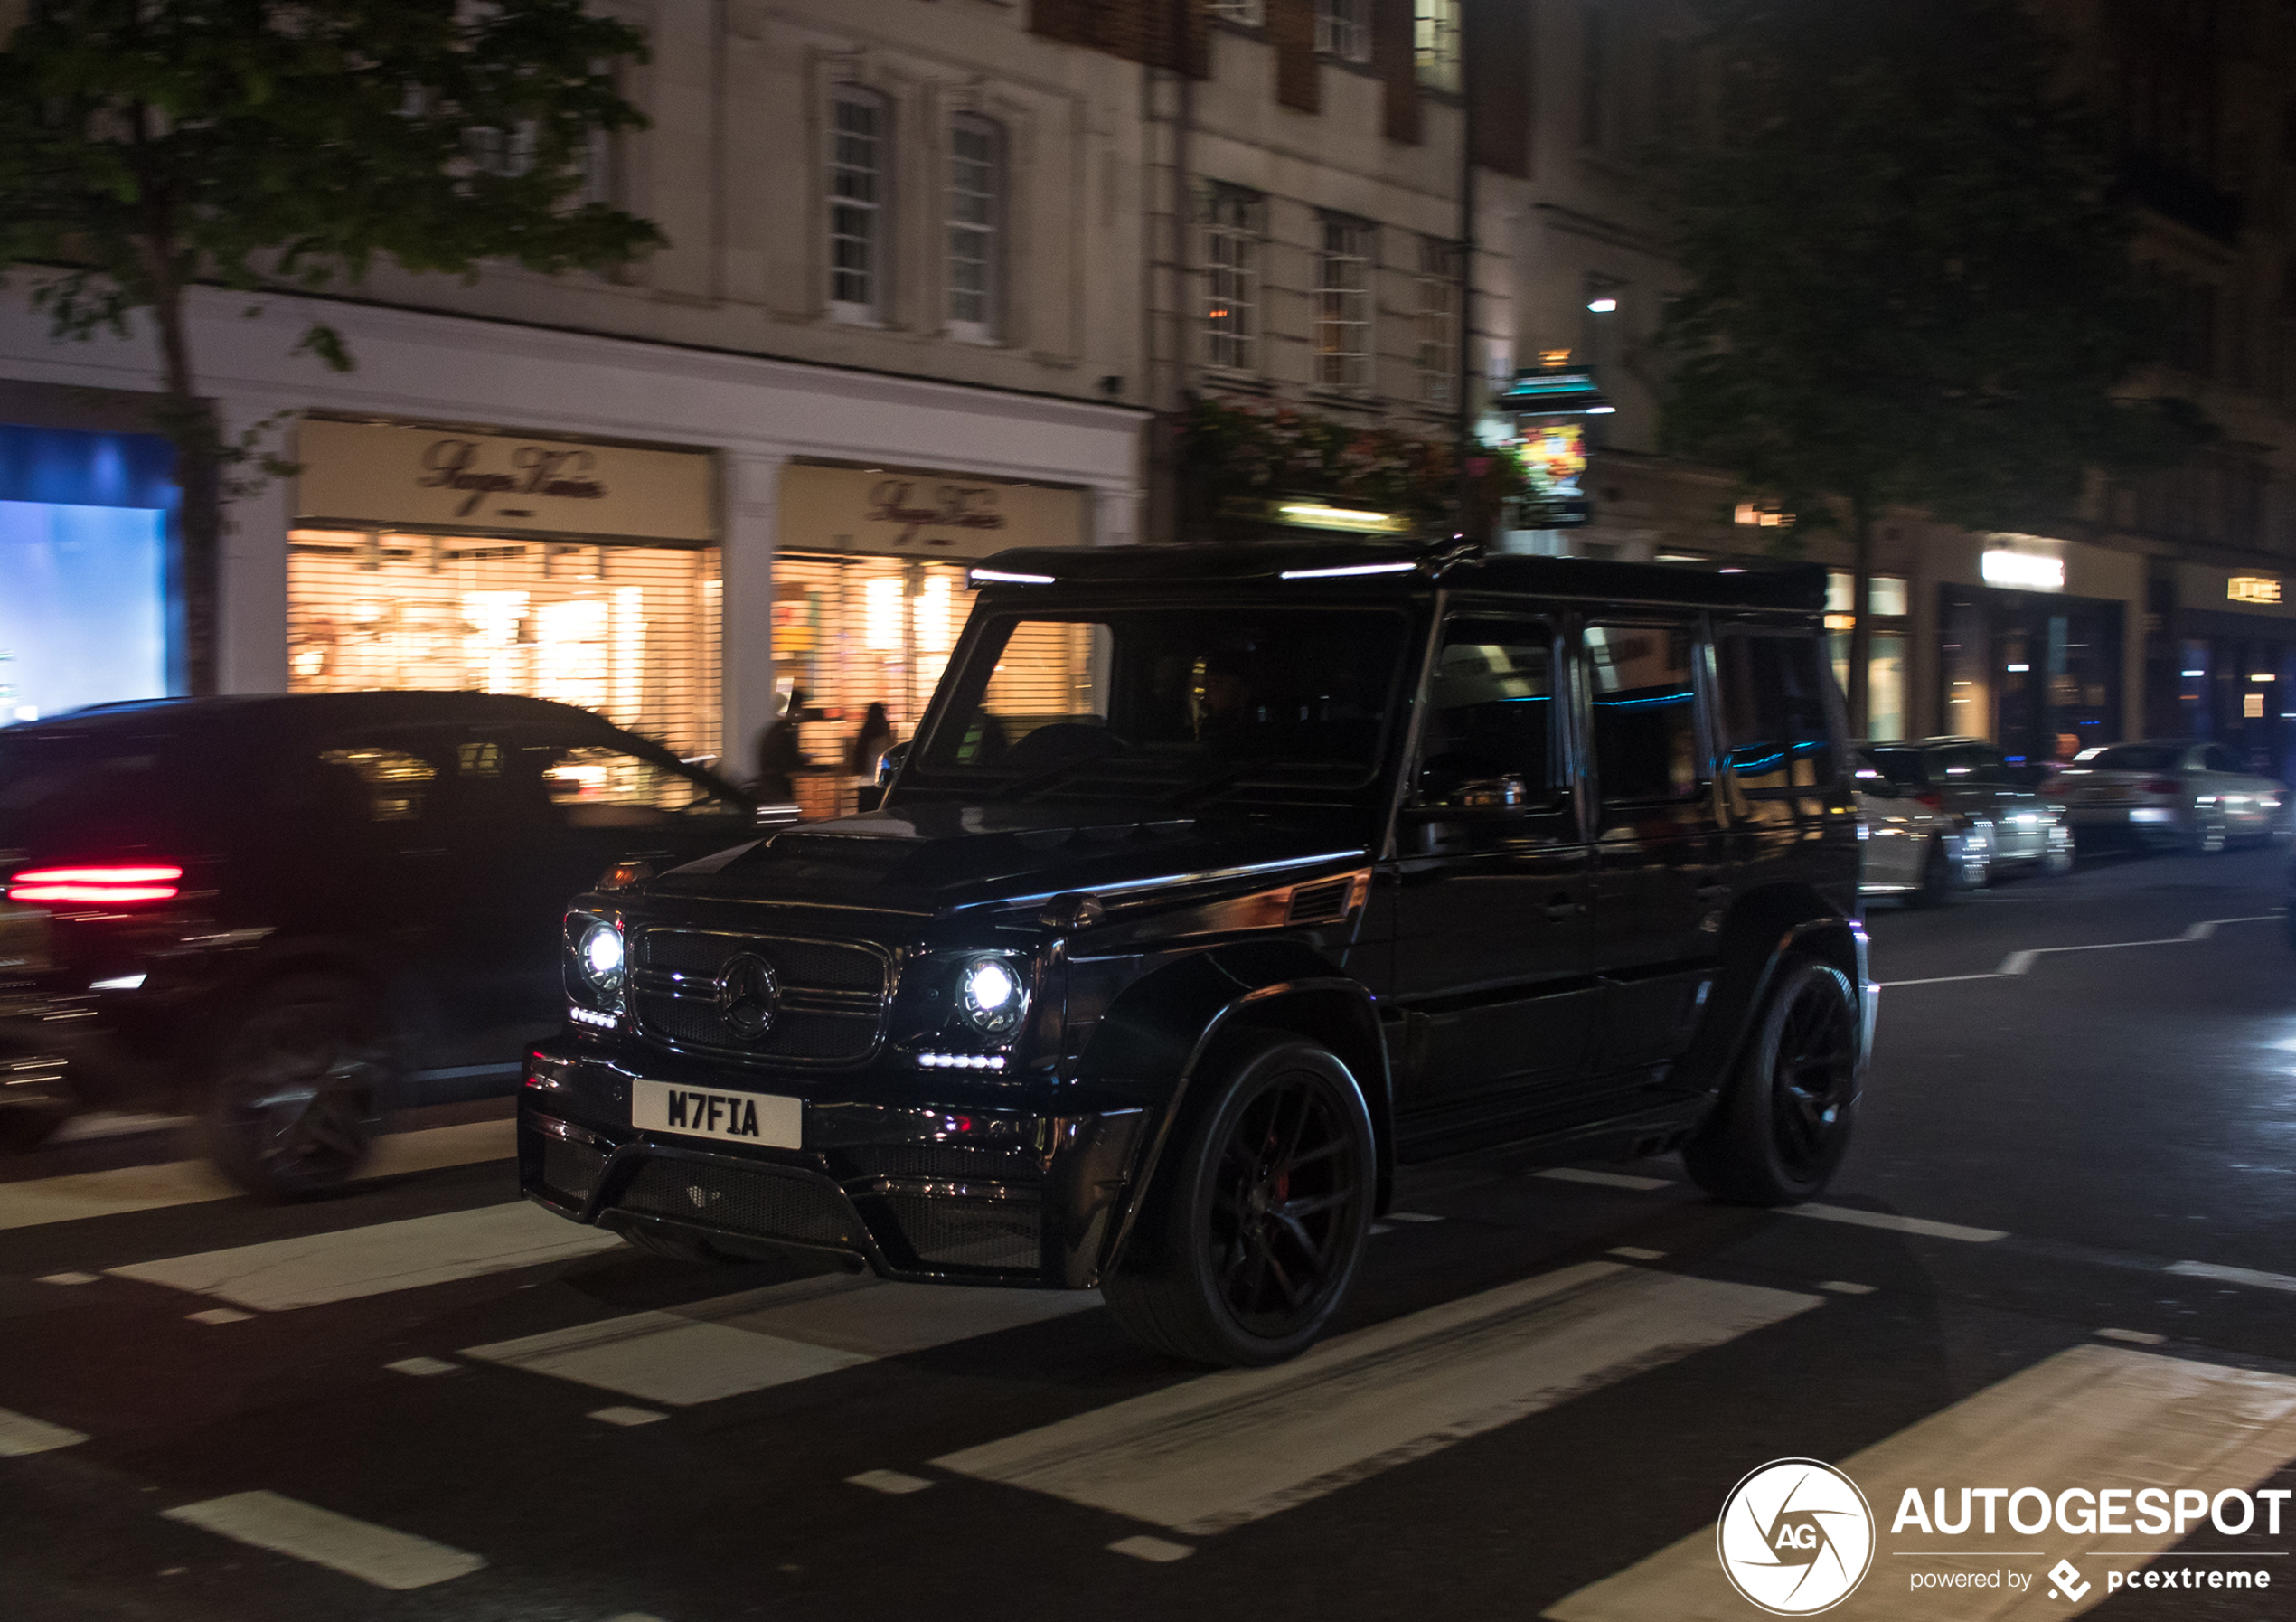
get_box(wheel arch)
[1078,940,1390,1286]
[165,936,404,1106]
[1671,882,1870,1112]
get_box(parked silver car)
[1864,737,2073,879]
[2048,740,2287,853]
[1855,750,1991,904]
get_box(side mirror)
[877,740,910,788]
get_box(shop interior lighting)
[2228,576,2282,604]
[2254,673,2277,682]
[1275,503,1409,534]
[1586,297,1619,313]
[2006,663,2030,673]
[2182,669,2207,678]
[1980,550,2065,590]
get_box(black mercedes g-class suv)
[522,542,1873,1365]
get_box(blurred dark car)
[0,693,757,1193]
[1862,737,2072,880]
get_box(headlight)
[578,921,626,994]
[956,955,1028,1036]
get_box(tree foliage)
[1658,0,2209,542]
[0,0,662,689]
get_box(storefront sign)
[2228,576,2282,605]
[779,463,1087,559]
[296,418,715,541]
[1515,420,1592,529]
[2178,563,2296,620]
[1981,550,2065,590]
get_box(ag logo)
[1716,1458,1875,1615]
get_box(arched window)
[946,114,1002,341]
[828,86,887,321]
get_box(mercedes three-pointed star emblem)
[715,953,780,1041]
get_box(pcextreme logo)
[1717,1458,1877,1615]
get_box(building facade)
[0,0,1147,790]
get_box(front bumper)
[517,1040,1151,1288]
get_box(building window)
[1316,0,1372,64]
[828,87,886,321]
[1416,0,1462,93]
[1202,188,1261,372]
[1210,0,1265,24]
[1315,217,1373,391]
[1416,238,1459,406]
[946,115,1001,341]
[1581,0,1611,149]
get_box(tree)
[1657,0,2209,733]
[0,0,662,693]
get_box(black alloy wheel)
[1105,1033,1375,1366]
[200,976,388,1199]
[1684,954,1861,1206]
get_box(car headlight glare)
[579,921,626,993]
[957,955,1027,1036]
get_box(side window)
[1586,621,1700,803]
[2204,744,2242,774]
[307,745,442,824]
[1714,629,1836,792]
[1417,617,1561,808]
[538,743,735,826]
[1936,745,1990,782]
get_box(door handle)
[1545,896,1583,920]
[1695,884,1732,904]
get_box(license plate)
[631,1079,801,1148]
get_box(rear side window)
[1418,617,1563,809]
[1586,621,1700,803]
[1714,630,1836,792]
[0,727,217,848]
[2203,744,2243,774]
[1865,748,1924,788]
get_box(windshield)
[908,607,1410,803]
[2078,743,2181,772]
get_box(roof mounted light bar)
[968,568,1057,587]
[1277,561,1417,580]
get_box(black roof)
[26,691,642,736]
[975,541,1827,613]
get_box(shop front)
[1934,534,2143,766]
[2171,562,2296,779]
[286,418,722,761]
[767,463,1090,816]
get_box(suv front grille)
[615,1159,862,1248]
[628,928,892,1068]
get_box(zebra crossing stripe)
[1543,1344,2296,1621]
[0,1117,515,1232]
[108,1200,621,1311]
[460,1273,1101,1405]
[932,1261,1820,1538]
[162,1491,484,1590]
[0,1405,89,1457]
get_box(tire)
[1907,837,1953,908]
[1104,1033,1376,1367]
[199,975,388,1199]
[617,1223,739,1264]
[1682,955,1861,1207]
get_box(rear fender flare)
[1672,886,1870,1113]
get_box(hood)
[654,799,1371,918]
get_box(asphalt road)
[4,844,2294,1622]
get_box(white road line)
[1537,1168,1677,1192]
[1818,1280,1877,1296]
[161,1491,485,1590]
[1783,1202,2008,1243]
[588,1406,665,1428]
[2168,1259,2296,1294]
[0,1117,515,1232]
[1108,1535,1194,1563]
[384,1357,457,1378]
[1386,1210,1445,1222]
[847,1469,934,1495]
[48,1112,190,1144]
[461,1274,1101,1407]
[1607,1246,1666,1260]
[187,1307,253,1325]
[1881,914,2284,990]
[34,1271,99,1286]
[934,1261,1818,1538]
[2095,1327,2167,1345]
[108,1200,621,1312]
[1544,1344,2296,1621]
[0,1406,89,1457]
